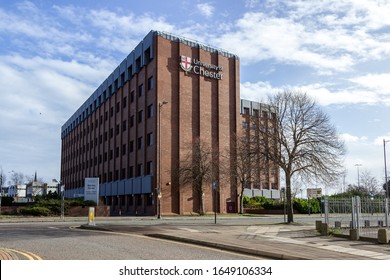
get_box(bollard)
[315,220,322,231]
[88,207,95,226]
[377,229,389,244]
[320,223,329,236]
[350,229,359,240]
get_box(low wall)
[68,206,110,217]
[0,206,19,215]
[0,206,110,217]
[244,209,299,214]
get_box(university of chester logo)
[179,55,223,80]
[180,56,192,72]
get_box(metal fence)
[324,196,389,238]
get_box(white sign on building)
[84,178,99,205]
[307,188,322,198]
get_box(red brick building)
[61,30,278,215]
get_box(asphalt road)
[0,221,263,260]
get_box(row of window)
[242,107,276,119]
[104,194,153,207]
[63,74,154,137]
[63,160,153,184]
[62,132,154,164]
[62,103,154,150]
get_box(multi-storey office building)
[240,100,280,199]
[61,30,279,215]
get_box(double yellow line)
[0,248,42,260]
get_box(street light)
[0,174,3,215]
[383,139,390,228]
[383,139,390,198]
[157,101,168,219]
[354,164,362,188]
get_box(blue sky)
[1,0,390,192]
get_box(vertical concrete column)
[118,195,122,216]
[125,195,129,214]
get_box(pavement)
[1,214,390,260]
[79,215,390,260]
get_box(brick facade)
[61,31,276,216]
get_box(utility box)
[226,202,236,213]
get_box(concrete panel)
[262,189,271,198]
[118,180,125,195]
[133,177,142,194]
[142,175,153,193]
[99,183,106,196]
[113,66,120,81]
[271,190,280,199]
[243,188,252,198]
[253,189,262,197]
[111,181,118,196]
[124,179,133,195]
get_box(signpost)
[281,188,286,223]
[60,185,64,221]
[213,181,217,224]
[84,178,99,205]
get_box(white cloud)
[350,73,390,95]
[210,1,390,74]
[240,81,280,101]
[245,0,259,9]
[340,133,367,143]
[240,80,384,107]
[213,12,355,72]
[88,10,174,35]
[197,3,215,17]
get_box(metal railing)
[324,196,389,238]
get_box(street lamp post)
[354,164,362,188]
[383,139,390,227]
[58,182,64,221]
[0,174,2,216]
[384,140,390,198]
[157,101,168,219]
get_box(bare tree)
[229,134,257,214]
[9,171,25,186]
[175,139,218,215]
[0,167,6,193]
[251,90,345,223]
[360,170,379,194]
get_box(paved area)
[80,217,390,260]
[1,215,390,260]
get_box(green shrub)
[36,199,63,215]
[68,198,97,207]
[81,200,97,207]
[293,198,320,214]
[243,196,283,210]
[20,206,51,216]
[17,198,97,216]
[243,196,250,207]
